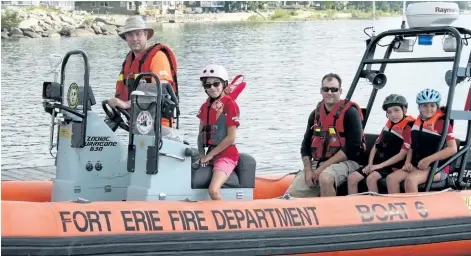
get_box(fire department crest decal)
[136,111,153,134]
[67,83,80,109]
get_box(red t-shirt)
[197,97,240,162]
[434,119,455,142]
[401,125,412,151]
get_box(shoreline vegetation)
[1,4,470,40]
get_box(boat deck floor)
[1,166,55,181]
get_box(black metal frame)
[58,50,92,148]
[128,72,163,175]
[346,26,471,192]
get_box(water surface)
[2,16,470,172]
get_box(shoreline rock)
[1,7,126,40]
[1,8,263,40]
[1,6,406,40]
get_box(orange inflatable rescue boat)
[3,7,471,256]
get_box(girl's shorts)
[213,157,238,177]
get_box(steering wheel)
[102,100,131,131]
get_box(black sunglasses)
[321,87,339,93]
[203,81,221,89]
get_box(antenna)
[48,54,62,83]
[372,0,376,36]
[401,1,407,29]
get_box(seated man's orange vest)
[115,43,178,128]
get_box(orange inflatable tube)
[1,173,295,202]
[1,181,53,202]
[2,188,471,255]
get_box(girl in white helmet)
[196,64,241,200]
[387,88,457,194]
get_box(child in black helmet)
[347,94,416,194]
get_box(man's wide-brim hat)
[118,15,154,40]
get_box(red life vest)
[201,78,246,148]
[201,95,234,147]
[375,115,416,168]
[411,108,452,170]
[115,43,178,102]
[310,99,366,161]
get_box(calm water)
[2,16,471,172]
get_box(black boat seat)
[376,178,448,193]
[191,153,256,189]
[376,138,462,193]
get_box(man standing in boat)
[286,73,366,197]
[106,15,178,128]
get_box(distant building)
[1,1,74,10]
[74,1,187,15]
[41,1,75,10]
[148,1,184,14]
[200,1,224,12]
[74,1,148,15]
[183,1,203,13]
[1,1,40,6]
[184,1,201,8]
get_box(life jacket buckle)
[203,125,212,132]
[125,78,136,90]
[328,127,336,135]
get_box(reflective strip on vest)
[411,124,441,136]
[389,128,404,139]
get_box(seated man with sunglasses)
[286,73,366,197]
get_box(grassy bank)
[248,9,401,22]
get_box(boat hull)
[2,181,471,256]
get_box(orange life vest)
[375,116,416,168]
[310,99,366,162]
[115,43,178,128]
[411,108,451,170]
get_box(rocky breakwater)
[1,8,124,40]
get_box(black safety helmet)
[382,94,408,111]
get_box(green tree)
[246,1,268,11]
[347,1,370,11]
[389,1,403,13]
[323,1,336,9]
[455,1,468,10]
[376,1,390,12]
[1,9,23,30]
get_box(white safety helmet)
[199,64,228,83]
